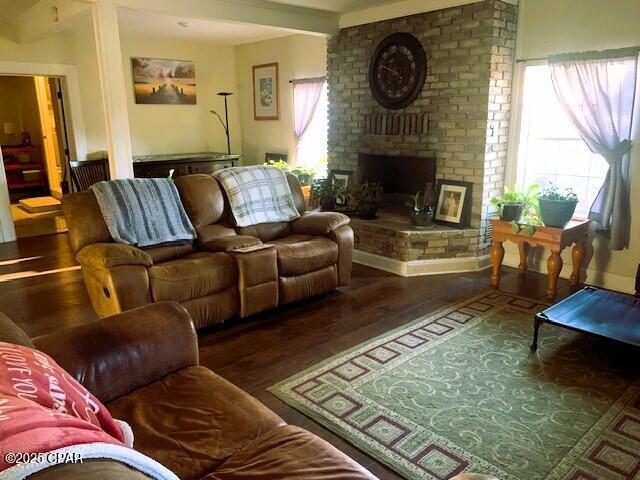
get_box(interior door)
[50,78,71,193]
[34,76,62,199]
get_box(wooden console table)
[490,219,591,299]
[133,152,240,179]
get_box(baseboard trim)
[353,250,491,277]
[502,251,635,294]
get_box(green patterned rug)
[269,290,640,480]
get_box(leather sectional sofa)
[62,173,353,329]
[0,302,378,479]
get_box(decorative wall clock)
[368,32,427,110]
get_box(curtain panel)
[549,47,639,250]
[292,78,325,163]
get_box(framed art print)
[434,180,473,228]
[330,169,353,206]
[131,57,196,104]
[253,63,279,120]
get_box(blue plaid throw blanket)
[90,179,195,248]
[213,166,300,227]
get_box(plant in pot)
[311,177,342,211]
[406,182,436,229]
[538,184,579,228]
[351,182,383,219]
[270,160,315,203]
[491,187,522,221]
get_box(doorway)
[0,75,71,238]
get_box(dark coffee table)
[531,286,640,351]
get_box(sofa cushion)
[149,252,237,303]
[107,366,285,480]
[207,425,376,480]
[271,235,338,276]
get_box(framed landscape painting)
[253,63,279,120]
[132,57,196,105]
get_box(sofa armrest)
[32,302,198,403]
[328,225,354,286]
[291,212,350,235]
[77,243,153,269]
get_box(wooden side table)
[490,219,591,299]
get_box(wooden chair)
[69,158,110,192]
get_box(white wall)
[235,34,327,165]
[508,0,640,293]
[120,31,242,157]
[0,76,43,147]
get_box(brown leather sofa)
[0,302,377,479]
[62,173,353,329]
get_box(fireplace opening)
[358,153,436,207]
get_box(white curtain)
[292,78,325,163]
[549,47,638,250]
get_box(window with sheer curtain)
[295,83,328,176]
[516,64,610,218]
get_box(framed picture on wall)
[434,180,473,228]
[131,57,196,105]
[253,63,279,120]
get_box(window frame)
[506,59,607,220]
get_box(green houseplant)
[490,184,539,222]
[351,182,383,219]
[407,182,436,228]
[311,177,342,211]
[270,160,315,186]
[538,184,578,228]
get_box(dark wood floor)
[0,233,580,479]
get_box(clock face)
[369,33,427,110]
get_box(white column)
[92,1,133,179]
[0,149,17,243]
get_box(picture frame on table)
[330,169,353,206]
[434,179,473,228]
[253,63,279,120]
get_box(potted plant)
[538,184,579,228]
[351,182,383,219]
[270,160,315,203]
[407,182,436,228]
[311,177,342,211]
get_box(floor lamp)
[210,92,233,155]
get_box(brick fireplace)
[327,0,516,275]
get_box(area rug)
[269,290,640,480]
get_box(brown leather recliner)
[0,302,378,479]
[62,172,353,329]
[175,173,354,306]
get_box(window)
[295,83,328,177]
[516,64,609,218]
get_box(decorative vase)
[500,203,523,222]
[301,185,311,207]
[410,206,434,229]
[356,202,378,219]
[539,198,578,228]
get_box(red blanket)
[0,342,126,471]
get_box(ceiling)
[0,0,39,25]
[262,0,392,14]
[117,8,298,45]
